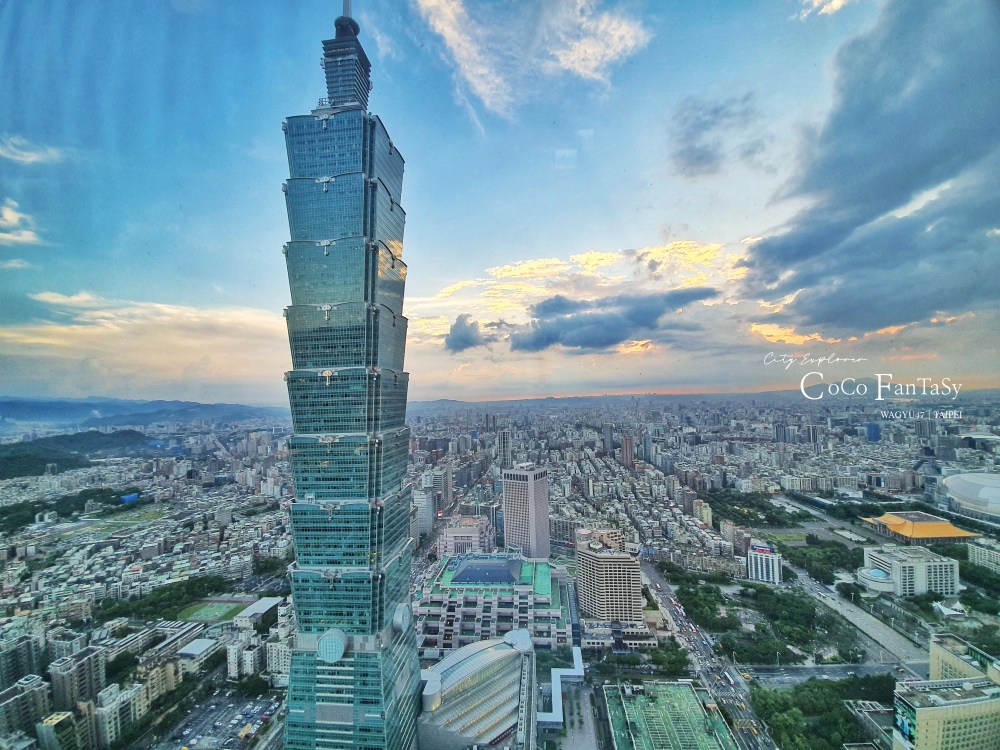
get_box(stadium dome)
[943,474,1000,521]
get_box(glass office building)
[281,8,419,750]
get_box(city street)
[792,573,928,663]
[642,563,776,750]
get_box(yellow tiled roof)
[866,513,979,539]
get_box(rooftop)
[933,633,997,670]
[177,638,218,658]
[234,597,283,619]
[866,544,956,563]
[432,554,556,599]
[604,682,738,750]
[895,678,1000,709]
[862,512,978,540]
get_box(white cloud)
[415,0,650,116]
[415,0,514,114]
[0,294,289,403]
[0,199,41,245]
[799,0,851,19]
[0,135,64,164]
[545,0,651,81]
[0,259,29,270]
[28,291,106,307]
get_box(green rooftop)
[429,554,558,599]
[603,682,739,750]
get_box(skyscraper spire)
[281,7,419,749]
[323,1,369,108]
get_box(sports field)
[766,532,807,543]
[178,601,248,622]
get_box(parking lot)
[152,691,282,750]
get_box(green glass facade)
[281,11,419,750]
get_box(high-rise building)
[602,423,614,453]
[35,712,87,750]
[0,637,43,692]
[46,630,86,662]
[431,463,453,514]
[280,5,420,749]
[620,434,635,470]
[0,675,51,736]
[746,544,783,584]
[502,464,550,559]
[48,647,106,712]
[575,529,642,624]
[894,635,1000,750]
[496,429,513,469]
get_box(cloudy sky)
[0,0,997,405]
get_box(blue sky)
[0,0,997,405]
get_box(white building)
[438,516,495,557]
[502,464,550,560]
[176,638,221,674]
[969,538,1000,575]
[412,487,435,536]
[265,640,291,686]
[858,544,959,597]
[227,631,261,680]
[575,529,643,625]
[432,464,453,512]
[747,543,783,584]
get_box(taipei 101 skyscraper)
[280,4,420,749]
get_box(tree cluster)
[253,555,290,577]
[97,575,233,623]
[782,536,863,585]
[700,489,814,528]
[648,637,690,676]
[751,674,896,750]
[675,584,740,631]
[655,561,731,586]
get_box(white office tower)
[412,487,434,536]
[432,463,453,513]
[502,463,550,559]
[747,543,783,584]
[575,529,642,624]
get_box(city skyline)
[1,0,998,405]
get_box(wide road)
[642,563,776,750]
[793,572,928,663]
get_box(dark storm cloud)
[444,314,493,352]
[511,287,718,352]
[741,0,1000,333]
[529,294,589,317]
[669,92,757,177]
[769,156,1000,332]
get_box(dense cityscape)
[1,381,999,750]
[2,2,999,750]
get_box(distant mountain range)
[407,380,999,413]
[0,397,290,427]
